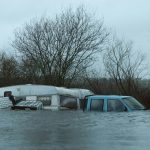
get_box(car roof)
[87,95,130,99]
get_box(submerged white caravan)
[0,84,93,110]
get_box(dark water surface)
[0,110,150,150]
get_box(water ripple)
[0,110,150,150]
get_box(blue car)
[84,95,145,112]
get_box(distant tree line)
[1,6,150,108]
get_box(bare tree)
[18,58,40,83]
[83,69,119,94]
[12,7,109,86]
[0,52,19,86]
[103,38,146,96]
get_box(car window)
[90,99,104,111]
[107,99,127,112]
[60,96,77,109]
[122,97,145,110]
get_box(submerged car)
[83,95,145,112]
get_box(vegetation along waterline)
[0,7,150,108]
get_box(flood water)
[1,110,150,150]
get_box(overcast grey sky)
[0,0,150,63]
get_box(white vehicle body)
[0,84,93,110]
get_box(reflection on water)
[0,110,150,150]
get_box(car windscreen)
[122,97,145,110]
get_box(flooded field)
[0,110,150,150]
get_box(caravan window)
[4,91,12,97]
[60,96,77,109]
[37,96,51,106]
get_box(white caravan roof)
[0,84,93,98]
